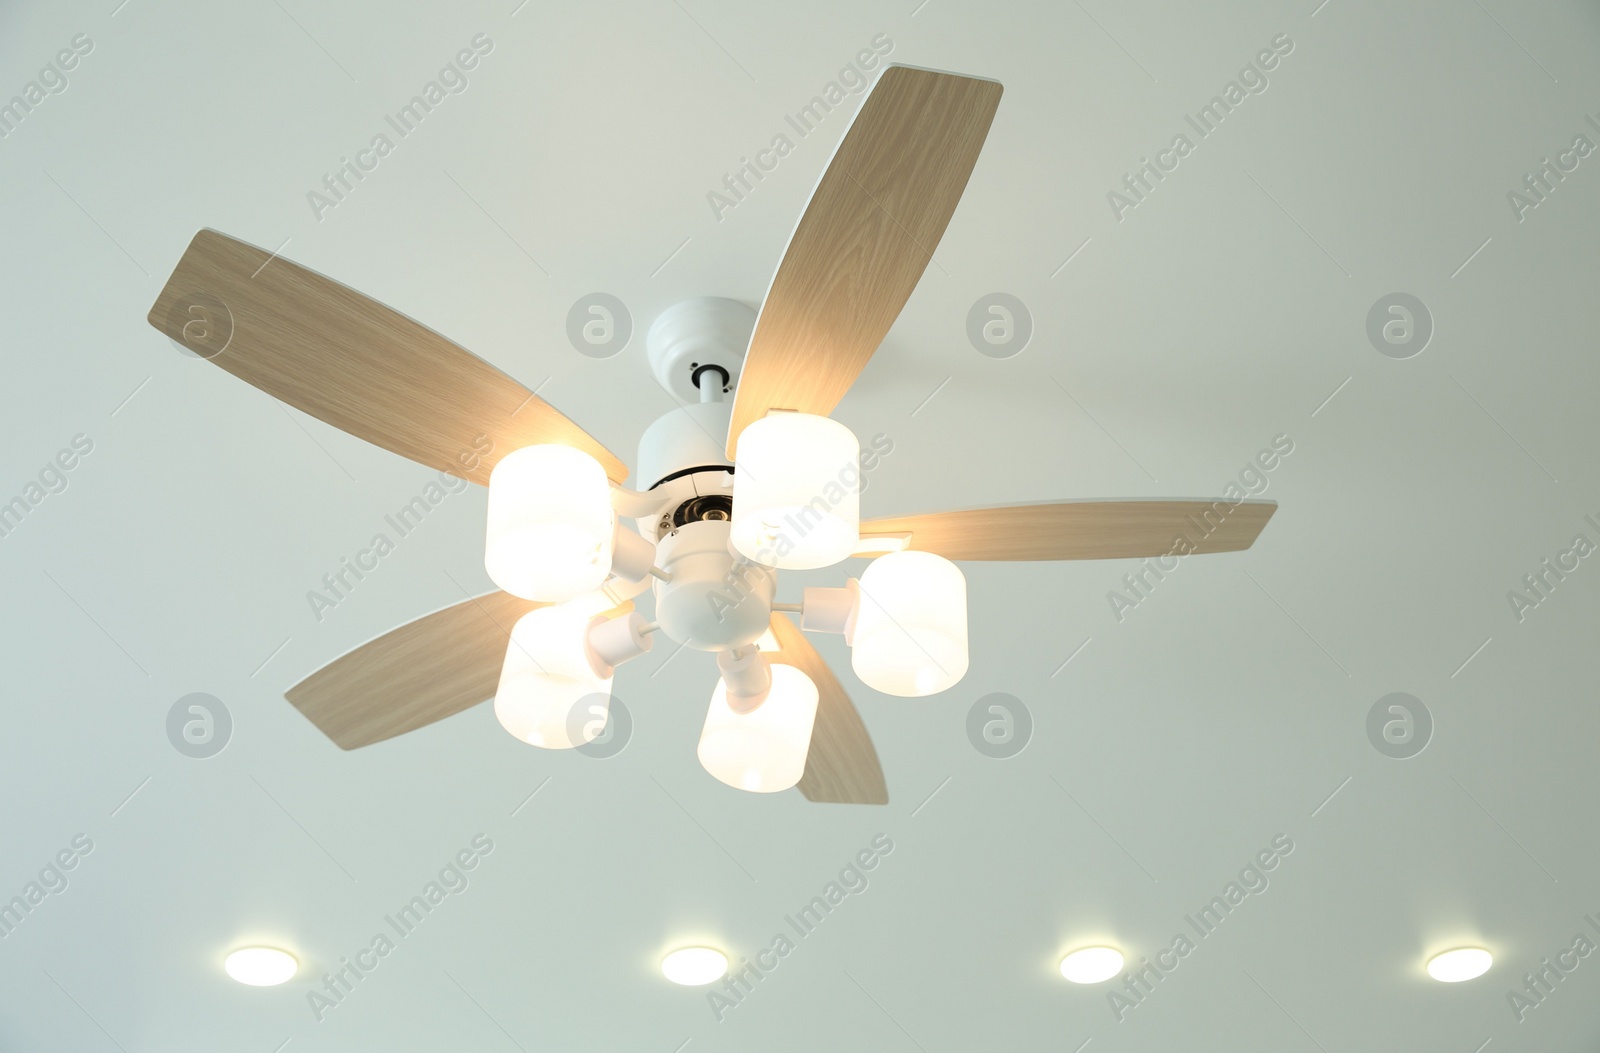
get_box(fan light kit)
[148,64,1276,803]
[224,947,298,987]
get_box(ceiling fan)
[146,64,1275,805]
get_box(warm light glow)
[1427,947,1492,982]
[851,534,911,557]
[224,947,298,986]
[851,551,968,696]
[1059,947,1124,984]
[731,413,860,570]
[495,593,614,749]
[661,947,728,986]
[698,664,819,792]
[485,445,614,602]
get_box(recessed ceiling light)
[1059,946,1124,984]
[661,946,728,986]
[224,947,298,986]
[1427,947,1492,982]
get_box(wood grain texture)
[287,591,550,750]
[149,229,627,485]
[726,66,1002,456]
[861,499,1278,562]
[768,614,888,805]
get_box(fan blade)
[149,229,628,485]
[860,499,1277,561]
[726,66,1002,456]
[285,591,529,749]
[766,614,887,805]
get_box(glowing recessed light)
[1059,946,1124,984]
[224,947,298,986]
[1427,947,1492,982]
[661,946,728,986]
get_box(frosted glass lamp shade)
[731,413,859,570]
[486,445,614,602]
[697,664,819,792]
[494,597,613,749]
[851,551,969,696]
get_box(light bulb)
[731,413,859,569]
[494,593,614,749]
[485,445,614,602]
[851,551,968,696]
[697,664,819,792]
[224,947,298,986]
[1059,947,1124,984]
[661,947,728,986]
[1427,947,1492,982]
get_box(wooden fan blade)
[289,591,553,749]
[149,229,627,485]
[861,499,1277,562]
[766,614,887,805]
[726,66,1002,456]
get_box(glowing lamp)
[697,664,819,792]
[851,551,968,696]
[1427,947,1492,982]
[1059,947,1124,984]
[224,947,298,986]
[494,593,614,749]
[661,947,728,986]
[486,445,614,601]
[731,413,859,569]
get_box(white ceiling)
[4,0,1600,1048]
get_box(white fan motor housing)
[636,400,732,490]
[652,521,775,651]
[645,297,756,404]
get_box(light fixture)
[661,946,728,986]
[731,412,860,570]
[494,592,619,749]
[486,444,615,602]
[157,66,1288,808]
[698,664,819,791]
[224,947,298,986]
[1427,947,1492,982]
[1059,946,1124,984]
[851,551,968,696]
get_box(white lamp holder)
[716,647,772,714]
[585,610,654,675]
[800,580,859,639]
